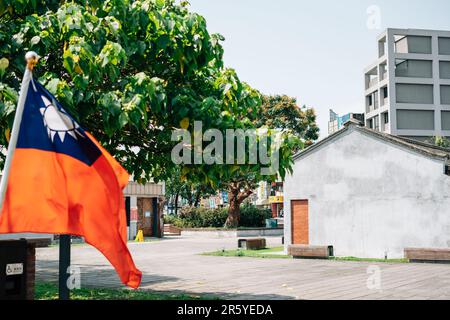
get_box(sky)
[188,0,450,138]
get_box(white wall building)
[364,28,450,140]
[284,121,450,259]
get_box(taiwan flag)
[0,76,142,289]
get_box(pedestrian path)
[36,237,450,300]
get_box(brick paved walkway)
[36,237,450,300]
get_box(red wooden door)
[291,200,309,245]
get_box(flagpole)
[0,51,37,215]
[59,234,71,300]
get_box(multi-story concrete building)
[328,109,364,135]
[364,28,450,141]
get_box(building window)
[383,112,389,124]
[397,110,435,130]
[442,111,450,130]
[367,118,373,129]
[395,59,432,78]
[441,86,450,105]
[396,84,434,104]
[395,35,432,54]
[439,37,450,55]
[440,61,450,79]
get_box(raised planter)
[180,227,283,238]
[237,228,283,237]
[163,224,181,236]
[180,228,237,238]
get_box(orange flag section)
[0,145,142,289]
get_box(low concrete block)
[238,238,266,250]
[405,248,450,263]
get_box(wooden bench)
[288,245,334,259]
[163,224,181,236]
[405,248,450,263]
[238,238,266,250]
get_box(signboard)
[269,196,284,204]
[6,263,23,276]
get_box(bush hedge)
[164,204,272,229]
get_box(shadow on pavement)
[36,259,294,300]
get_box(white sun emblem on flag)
[39,95,83,143]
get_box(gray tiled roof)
[294,120,450,162]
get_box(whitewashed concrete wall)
[284,127,450,259]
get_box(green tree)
[218,95,319,227]
[0,0,306,229]
[178,89,310,227]
[165,167,215,214]
[258,95,319,148]
[0,0,228,182]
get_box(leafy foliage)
[164,204,271,229]
[164,167,216,212]
[0,0,230,181]
[427,136,450,148]
[258,95,319,148]
[239,203,272,228]
[216,94,318,227]
[0,0,313,229]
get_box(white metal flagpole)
[0,51,38,216]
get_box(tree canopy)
[258,95,319,148]
[0,0,241,182]
[0,0,319,227]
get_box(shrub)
[163,205,272,228]
[162,214,180,226]
[239,204,272,228]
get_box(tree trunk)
[225,185,254,228]
[187,189,195,207]
[226,202,240,228]
[194,190,202,208]
[174,191,179,215]
[225,189,241,228]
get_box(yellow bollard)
[135,230,144,242]
[5,127,10,143]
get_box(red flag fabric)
[0,78,142,288]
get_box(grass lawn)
[202,246,291,259]
[35,282,214,300]
[202,247,409,263]
[331,256,409,263]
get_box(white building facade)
[365,28,450,140]
[284,122,450,259]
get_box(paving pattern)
[36,236,450,300]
